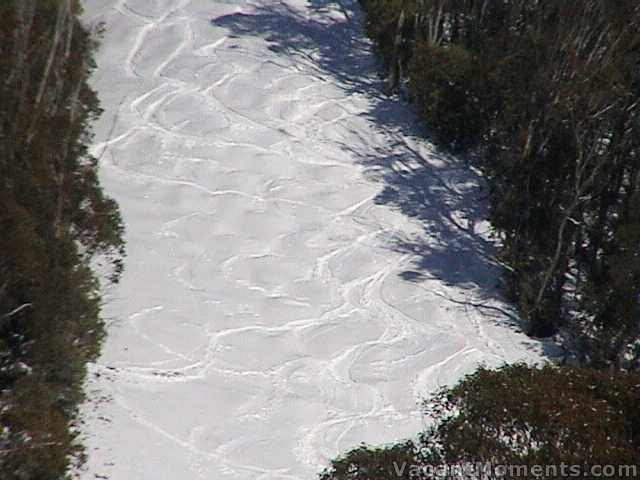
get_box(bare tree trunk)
[52,11,88,241]
[50,9,76,119]
[530,125,607,322]
[25,0,71,146]
[2,0,36,170]
[426,0,446,46]
[3,0,36,92]
[386,8,406,93]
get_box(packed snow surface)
[80,1,545,479]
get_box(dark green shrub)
[409,43,483,150]
[320,364,640,480]
[359,0,640,358]
[0,1,124,477]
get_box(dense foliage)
[359,0,640,369]
[320,364,640,480]
[0,0,124,477]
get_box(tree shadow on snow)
[211,1,379,98]
[209,1,556,349]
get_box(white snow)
[79,1,547,479]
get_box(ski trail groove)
[79,1,545,479]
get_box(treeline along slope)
[360,0,640,370]
[0,1,124,477]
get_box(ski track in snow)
[79,1,546,479]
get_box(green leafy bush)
[359,0,640,362]
[320,364,640,480]
[409,43,483,150]
[0,1,124,477]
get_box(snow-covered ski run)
[79,1,545,479]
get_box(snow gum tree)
[320,364,640,480]
[359,0,640,368]
[0,1,124,477]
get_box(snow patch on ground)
[79,1,547,479]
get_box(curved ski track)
[79,1,544,479]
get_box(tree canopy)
[321,364,640,480]
[0,1,124,477]
[360,0,640,369]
